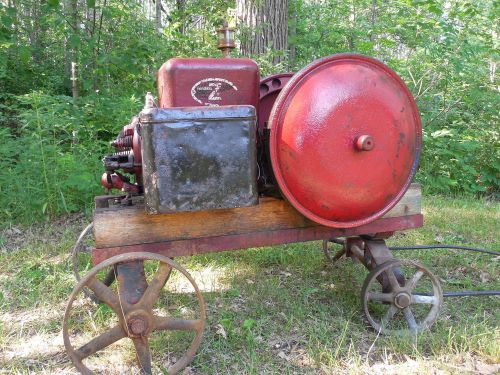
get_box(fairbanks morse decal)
[191,78,238,106]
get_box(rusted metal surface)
[345,238,405,291]
[71,222,116,303]
[116,261,148,305]
[157,57,259,109]
[94,194,144,210]
[361,259,443,334]
[363,239,396,269]
[101,114,143,193]
[345,237,366,263]
[322,239,346,264]
[101,171,139,194]
[217,20,235,57]
[63,252,206,375]
[91,214,423,265]
[269,53,422,228]
[140,106,258,214]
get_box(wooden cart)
[63,184,443,374]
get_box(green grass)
[0,196,498,374]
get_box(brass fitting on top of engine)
[217,20,235,57]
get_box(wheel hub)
[125,310,152,337]
[394,292,411,309]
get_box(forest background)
[0,0,498,225]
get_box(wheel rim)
[361,259,443,335]
[71,222,115,303]
[63,252,206,374]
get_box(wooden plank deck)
[91,184,422,264]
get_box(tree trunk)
[289,0,297,69]
[237,0,288,64]
[63,0,74,94]
[155,0,162,34]
[347,0,356,50]
[176,0,186,34]
[71,62,79,101]
[70,0,79,100]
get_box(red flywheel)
[269,54,421,228]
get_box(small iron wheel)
[63,252,206,374]
[71,223,115,302]
[322,239,346,264]
[361,259,443,335]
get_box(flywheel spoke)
[153,316,202,332]
[403,307,417,331]
[367,292,393,303]
[132,337,152,375]
[87,276,128,314]
[412,294,438,304]
[76,324,126,360]
[406,270,424,290]
[386,268,401,291]
[140,263,172,310]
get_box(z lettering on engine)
[191,78,238,106]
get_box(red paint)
[157,58,260,110]
[269,54,421,228]
[258,73,294,131]
[92,214,423,265]
[101,172,139,194]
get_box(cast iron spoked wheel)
[71,223,115,302]
[322,239,346,264]
[63,252,206,374]
[361,259,443,335]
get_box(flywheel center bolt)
[394,292,411,309]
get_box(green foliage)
[0,92,141,223]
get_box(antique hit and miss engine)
[64,24,442,374]
[101,50,418,225]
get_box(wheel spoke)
[367,292,393,303]
[386,268,401,291]
[76,324,126,360]
[132,337,152,375]
[380,305,398,329]
[412,294,438,304]
[406,270,424,290]
[87,276,128,315]
[140,263,172,310]
[403,307,417,331]
[153,316,202,332]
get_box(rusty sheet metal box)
[157,58,259,110]
[140,105,258,214]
